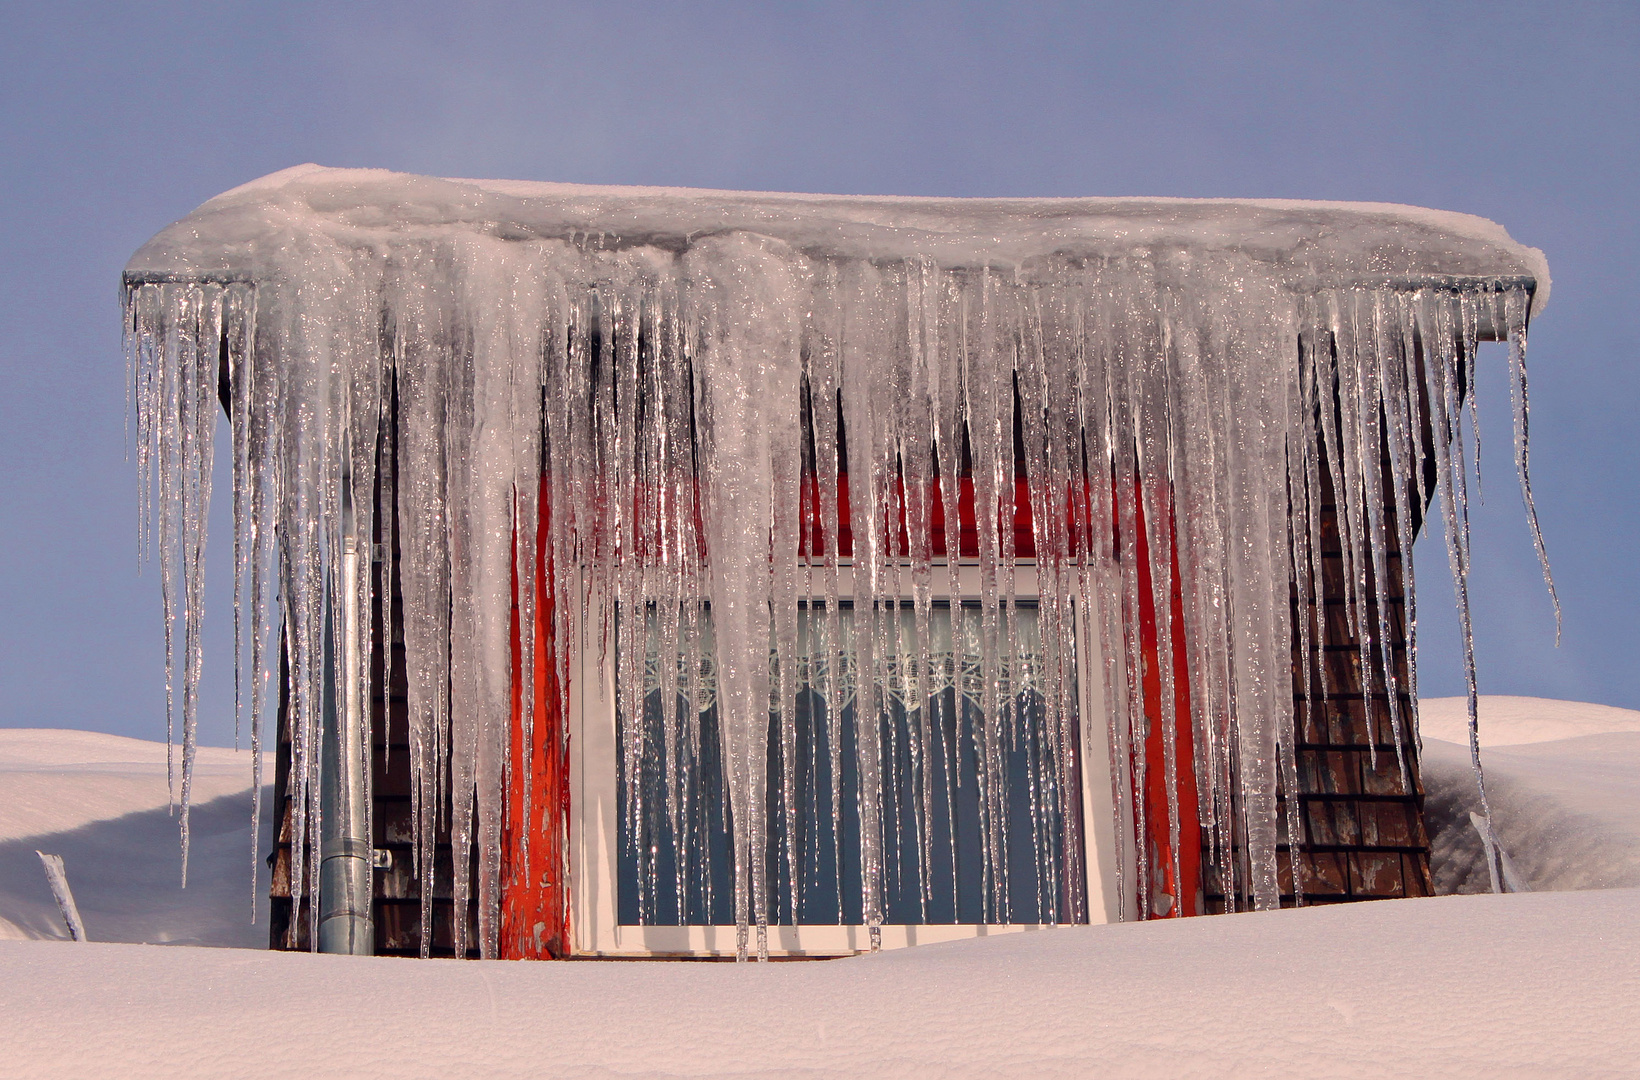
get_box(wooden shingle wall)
[1283,450,1434,905]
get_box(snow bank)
[0,889,1634,1079]
[1425,735,1640,893]
[0,729,260,843]
[1420,694,1640,745]
[0,729,268,946]
[1420,696,1640,894]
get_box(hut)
[123,166,1551,960]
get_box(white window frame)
[569,560,1127,957]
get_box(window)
[570,563,1124,957]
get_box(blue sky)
[1,2,1635,745]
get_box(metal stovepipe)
[318,462,374,955]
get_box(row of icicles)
[127,238,1553,959]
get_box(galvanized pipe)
[318,472,374,955]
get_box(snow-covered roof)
[126,165,1549,315]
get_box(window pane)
[617,601,1085,926]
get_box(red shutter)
[501,479,571,958]
[1130,484,1202,918]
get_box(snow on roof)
[126,164,1549,314]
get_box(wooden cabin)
[122,167,1548,959]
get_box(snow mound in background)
[1424,734,1640,894]
[0,729,268,946]
[1418,696,1640,894]
[0,729,261,842]
[1419,695,1640,745]
[1,889,1634,1079]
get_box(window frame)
[568,559,1128,958]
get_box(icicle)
[1104,267,1151,920]
[457,239,535,955]
[1461,290,1483,501]
[1390,294,1426,738]
[995,283,1023,922]
[1417,290,1502,892]
[504,250,547,904]
[643,276,674,922]
[389,248,456,954]
[1215,270,1297,910]
[804,262,848,916]
[610,281,648,921]
[1329,291,1381,774]
[933,268,966,919]
[771,267,805,926]
[841,259,892,936]
[1164,274,1239,911]
[1361,290,1410,789]
[1503,287,1561,639]
[898,257,939,922]
[221,281,265,917]
[138,281,224,887]
[684,234,806,959]
[1024,273,1084,922]
[1126,273,1185,918]
[962,268,1011,920]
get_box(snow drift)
[0,729,269,945]
[0,889,1634,1079]
[1421,696,1640,894]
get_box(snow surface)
[1418,699,1640,896]
[1417,697,1640,893]
[0,890,1633,1078]
[0,700,1636,1076]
